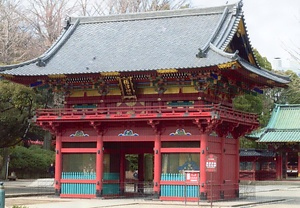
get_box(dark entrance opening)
[103,142,154,197]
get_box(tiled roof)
[257,104,300,143]
[267,104,300,129]
[245,128,265,139]
[0,1,288,86]
[0,3,240,75]
[259,129,300,143]
[240,148,275,157]
[238,60,290,84]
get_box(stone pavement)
[3,179,300,208]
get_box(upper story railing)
[35,104,258,125]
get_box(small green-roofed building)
[248,104,300,179]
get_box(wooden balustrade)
[35,104,258,124]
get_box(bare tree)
[76,0,190,16]
[74,0,95,16]
[283,41,300,65]
[24,0,77,49]
[0,0,40,64]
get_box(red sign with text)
[206,154,217,172]
[185,171,200,182]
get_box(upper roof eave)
[69,3,238,25]
[237,59,290,85]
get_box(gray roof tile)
[0,1,290,86]
[0,3,242,76]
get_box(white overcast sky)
[190,0,300,69]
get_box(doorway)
[102,141,154,197]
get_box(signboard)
[206,154,217,172]
[185,171,200,182]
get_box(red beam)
[161,148,201,153]
[61,179,96,183]
[61,148,97,153]
[60,194,96,198]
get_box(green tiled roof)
[267,104,300,129]
[259,129,300,142]
[258,104,300,143]
[245,128,265,139]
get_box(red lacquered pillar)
[120,152,125,194]
[96,134,103,197]
[220,136,225,199]
[153,134,161,197]
[235,138,240,197]
[200,134,208,200]
[55,134,62,196]
[276,153,282,180]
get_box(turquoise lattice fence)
[61,172,96,195]
[61,183,96,195]
[62,172,96,180]
[161,173,199,198]
[102,172,120,195]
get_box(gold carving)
[217,61,238,69]
[100,72,120,76]
[249,73,258,78]
[118,77,136,100]
[0,74,14,78]
[48,74,66,78]
[157,69,178,74]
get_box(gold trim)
[0,74,14,78]
[267,80,275,84]
[217,61,238,69]
[249,73,258,78]
[238,21,246,35]
[157,69,178,74]
[48,74,66,78]
[100,72,120,76]
[248,54,256,65]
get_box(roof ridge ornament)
[196,48,207,58]
[36,58,46,67]
[233,0,243,16]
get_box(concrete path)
[3,180,300,208]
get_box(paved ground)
[2,179,300,208]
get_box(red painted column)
[200,134,208,200]
[138,154,144,193]
[120,152,125,194]
[153,134,161,197]
[55,134,62,196]
[220,136,225,199]
[96,134,103,197]
[276,153,282,180]
[235,138,239,197]
[298,153,300,178]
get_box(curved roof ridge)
[69,3,237,25]
[0,19,80,71]
[267,104,281,128]
[238,59,290,83]
[199,6,229,54]
[209,43,239,59]
[0,58,38,72]
[219,1,243,50]
[275,104,300,108]
[36,19,80,67]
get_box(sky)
[190,0,300,70]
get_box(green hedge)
[9,145,55,178]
